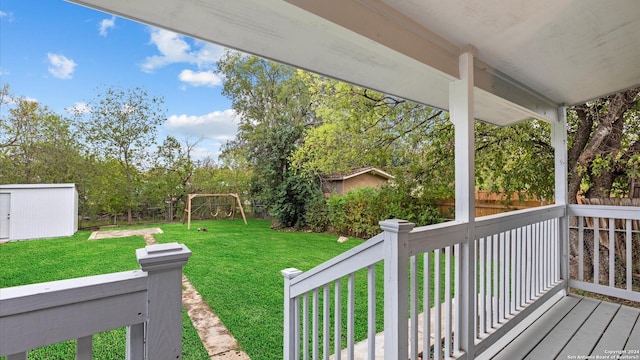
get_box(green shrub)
[305,196,329,232]
[260,172,321,229]
[326,185,442,239]
[327,194,348,235]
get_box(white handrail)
[289,233,384,297]
[0,272,148,357]
[0,270,147,317]
[408,220,468,255]
[0,243,191,359]
[475,204,565,238]
[568,204,640,219]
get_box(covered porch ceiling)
[70,0,639,126]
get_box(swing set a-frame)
[184,193,247,229]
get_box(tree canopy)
[1,85,86,185]
[217,52,321,228]
[293,73,559,202]
[73,86,166,224]
[218,52,639,224]
[567,88,640,202]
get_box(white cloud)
[141,27,224,73]
[2,96,38,107]
[47,53,77,79]
[165,109,237,141]
[99,16,116,37]
[0,11,13,21]
[165,109,238,160]
[178,69,223,87]
[190,144,217,161]
[66,101,91,115]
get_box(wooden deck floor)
[485,295,640,359]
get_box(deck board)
[525,296,599,359]
[555,300,619,358]
[491,296,580,360]
[480,295,640,359]
[591,305,640,356]
[626,318,640,351]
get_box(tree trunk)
[567,88,640,203]
[566,88,639,284]
[585,170,615,198]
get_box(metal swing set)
[184,193,247,229]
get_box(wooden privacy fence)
[0,243,191,359]
[435,191,552,218]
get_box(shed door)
[0,193,9,239]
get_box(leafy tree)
[0,84,20,149]
[567,88,640,202]
[74,86,166,224]
[292,74,453,199]
[293,74,442,172]
[143,136,200,220]
[0,91,86,185]
[83,158,130,219]
[474,120,555,201]
[189,153,252,198]
[562,88,640,285]
[217,52,321,228]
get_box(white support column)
[552,106,568,205]
[282,268,303,360]
[381,219,415,360]
[137,243,192,360]
[450,48,476,358]
[551,106,569,288]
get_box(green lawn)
[1,219,448,360]
[153,219,373,359]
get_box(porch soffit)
[69,0,640,126]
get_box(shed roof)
[322,167,395,181]
[70,0,639,126]
[0,184,76,190]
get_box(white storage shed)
[0,184,78,241]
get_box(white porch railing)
[472,205,565,356]
[283,205,568,360]
[283,203,640,359]
[567,204,640,302]
[0,242,191,360]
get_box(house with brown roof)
[321,167,394,197]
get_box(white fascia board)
[288,0,560,124]
[342,168,395,181]
[474,59,559,123]
[285,0,460,79]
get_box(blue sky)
[0,0,237,160]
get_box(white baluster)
[282,268,303,360]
